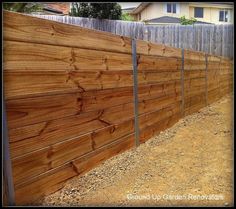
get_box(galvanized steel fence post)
[181,48,185,117]
[131,39,140,147]
[205,54,208,106]
[3,99,15,206]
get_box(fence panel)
[3,11,233,205]
[33,14,234,58]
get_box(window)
[219,10,229,22]
[167,3,172,13]
[173,3,176,13]
[194,7,203,18]
[166,3,177,14]
[219,11,224,21]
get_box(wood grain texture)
[12,134,93,185]
[10,91,181,158]
[136,39,182,58]
[140,112,181,143]
[4,41,182,72]
[4,41,132,72]
[184,49,206,61]
[4,70,180,99]
[3,11,233,205]
[11,100,181,186]
[184,102,206,116]
[14,163,78,205]
[6,81,180,130]
[3,11,132,54]
[138,54,181,71]
[184,92,206,115]
[72,133,135,176]
[14,134,135,205]
[9,111,107,158]
[7,81,180,134]
[6,92,81,129]
[32,14,234,58]
[184,77,206,89]
[184,70,206,79]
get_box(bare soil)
[37,94,233,207]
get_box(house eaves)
[129,3,151,14]
[122,7,137,11]
[129,2,233,15]
[189,2,234,8]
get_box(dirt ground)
[37,94,233,207]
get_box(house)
[129,2,234,24]
[118,2,141,14]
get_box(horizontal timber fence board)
[32,14,234,59]
[3,11,233,205]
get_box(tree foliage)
[121,13,134,21]
[70,3,122,20]
[180,16,197,25]
[3,3,42,13]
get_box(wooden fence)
[3,10,233,205]
[33,14,234,58]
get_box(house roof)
[42,3,70,15]
[122,7,137,11]
[129,3,151,14]
[146,16,213,24]
[43,7,63,14]
[130,2,234,14]
[122,7,137,14]
[118,3,141,10]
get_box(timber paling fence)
[33,14,234,58]
[3,11,233,205]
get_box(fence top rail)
[4,11,132,42]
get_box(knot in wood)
[147,43,151,54]
[120,36,126,47]
[162,45,166,54]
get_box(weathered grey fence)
[33,15,234,58]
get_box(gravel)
[37,94,233,207]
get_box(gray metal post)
[205,53,208,106]
[3,100,15,206]
[131,39,140,147]
[181,48,185,117]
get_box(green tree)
[180,16,197,25]
[121,13,134,21]
[3,3,42,13]
[70,3,91,17]
[70,3,122,20]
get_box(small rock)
[224,202,229,206]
